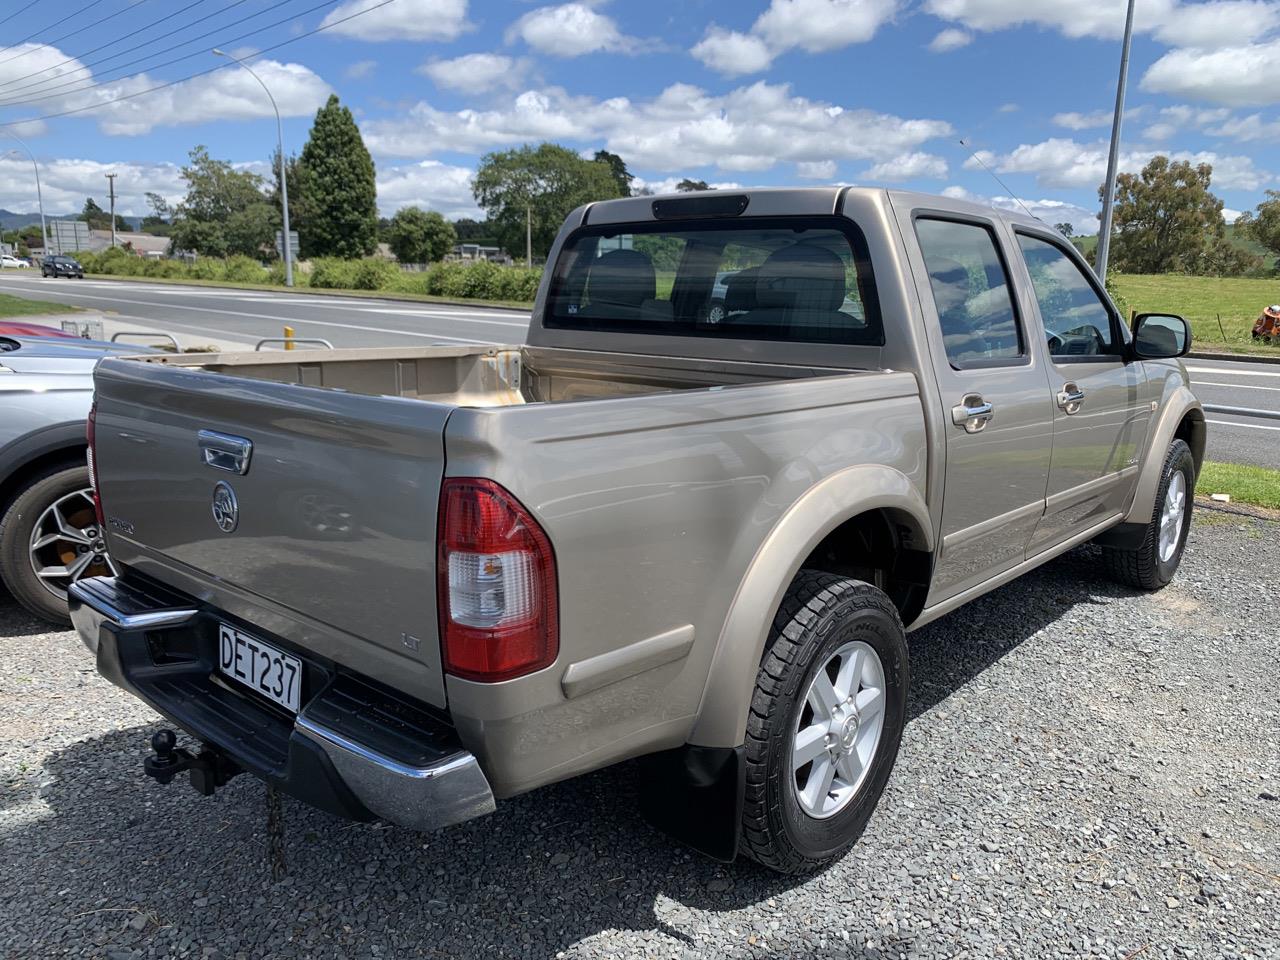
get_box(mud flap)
[637,744,745,862]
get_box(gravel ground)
[1,511,1278,960]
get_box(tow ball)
[144,729,241,797]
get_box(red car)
[0,320,76,339]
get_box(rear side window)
[914,218,1023,368]
[545,218,883,346]
[1017,233,1120,359]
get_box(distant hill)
[0,209,142,230]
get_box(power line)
[0,0,112,52]
[0,0,235,96]
[0,0,266,100]
[0,0,334,109]
[0,0,400,129]
[0,0,146,69]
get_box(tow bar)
[143,729,241,796]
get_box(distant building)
[450,243,513,265]
[87,230,171,258]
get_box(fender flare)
[1124,387,1205,525]
[0,421,87,504]
[688,463,933,748]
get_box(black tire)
[740,571,909,874]
[0,463,96,624]
[1101,439,1195,590]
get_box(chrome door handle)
[951,394,995,434]
[198,430,253,475]
[1056,382,1085,415]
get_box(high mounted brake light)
[437,478,558,682]
[86,400,104,528]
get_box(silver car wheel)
[707,303,726,324]
[791,640,886,820]
[28,487,117,600]
[1158,470,1187,564]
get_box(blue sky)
[1,0,1278,232]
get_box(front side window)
[915,218,1023,368]
[545,218,882,346]
[1017,234,1119,359]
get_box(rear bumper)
[69,575,495,832]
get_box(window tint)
[546,219,882,346]
[915,218,1022,367]
[1017,234,1119,358]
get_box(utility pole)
[526,204,532,268]
[1095,0,1136,280]
[105,172,118,248]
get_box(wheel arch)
[0,424,88,515]
[688,463,933,749]
[1124,388,1203,526]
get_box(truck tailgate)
[92,356,451,709]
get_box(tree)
[1054,222,1074,238]
[453,218,499,245]
[473,143,625,258]
[1102,156,1258,276]
[265,148,312,248]
[170,145,277,257]
[593,149,633,197]
[387,206,457,263]
[676,178,709,192]
[79,197,128,232]
[297,95,379,259]
[140,192,173,235]
[1237,190,1280,269]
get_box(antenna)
[958,138,1042,223]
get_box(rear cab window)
[545,217,883,346]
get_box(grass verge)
[1198,461,1280,510]
[1110,273,1279,358]
[0,292,79,318]
[79,273,535,311]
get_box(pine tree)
[297,95,378,258]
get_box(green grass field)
[0,292,77,318]
[1198,462,1280,511]
[1109,273,1279,355]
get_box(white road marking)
[1187,366,1280,379]
[1195,380,1280,394]
[358,308,528,327]
[1206,419,1280,433]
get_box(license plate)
[217,623,302,713]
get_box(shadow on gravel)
[5,545,1134,959]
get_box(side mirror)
[1131,313,1191,359]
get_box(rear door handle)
[198,430,253,475]
[951,393,994,434]
[1057,382,1085,415]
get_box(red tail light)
[86,400,105,528]
[437,478,558,682]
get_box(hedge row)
[71,247,541,303]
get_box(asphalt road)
[0,273,530,350]
[3,273,1277,468]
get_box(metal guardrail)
[111,331,180,351]
[1203,403,1280,422]
[255,337,334,351]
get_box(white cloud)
[418,53,530,92]
[997,103,1019,113]
[928,28,972,51]
[632,175,743,194]
[1222,206,1245,223]
[1140,104,1231,141]
[0,156,186,218]
[344,60,377,80]
[968,136,1273,190]
[362,81,954,176]
[507,3,643,57]
[692,0,897,75]
[862,151,949,181]
[797,160,837,179]
[0,46,332,136]
[376,160,479,218]
[1152,0,1280,46]
[1053,110,1113,131]
[691,28,775,76]
[940,185,1100,234]
[1206,112,1280,141]
[1142,38,1280,106]
[319,0,470,41]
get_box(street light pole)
[1095,0,1136,280]
[3,133,49,256]
[213,48,293,286]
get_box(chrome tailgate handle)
[951,394,994,434]
[1056,382,1086,415]
[198,430,253,475]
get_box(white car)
[1,254,31,268]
